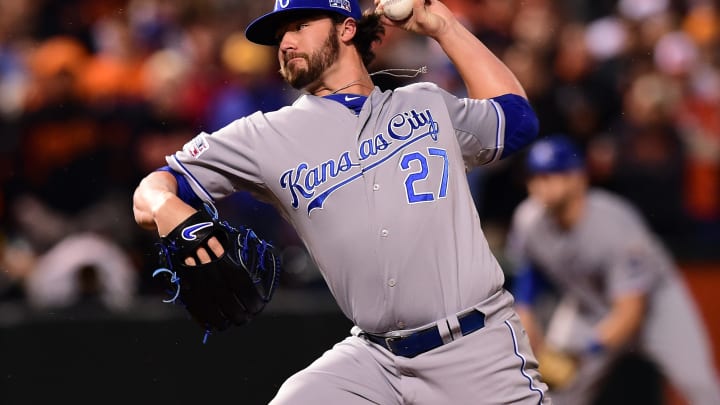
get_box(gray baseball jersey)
[167,82,550,404]
[509,190,675,322]
[507,190,720,404]
[168,82,506,333]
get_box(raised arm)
[375,0,527,100]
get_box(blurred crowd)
[0,0,718,314]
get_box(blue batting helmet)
[526,134,585,174]
[246,0,362,46]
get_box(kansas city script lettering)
[280,108,439,211]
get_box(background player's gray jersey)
[509,189,675,322]
[168,82,509,333]
[508,189,720,404]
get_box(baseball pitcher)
[133,0,550,403]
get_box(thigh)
[269,336,401,405]
[399,314,551,405]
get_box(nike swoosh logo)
[344,96,361,102]
[181,222,214,241]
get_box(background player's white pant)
[270,313,551,405]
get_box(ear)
[339,18,357,43]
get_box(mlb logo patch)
[184,134,210,158]
[329,0,351,13]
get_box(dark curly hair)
[330,11,385,67]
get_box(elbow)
[132,171,178,230]
[132,178,157,230]
[132,168,202,232]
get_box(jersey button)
[388,278,396,287]
[381,229,389,237]
[373,184,380,191]
[397,321,406,329]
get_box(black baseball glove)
[153,203,281,337]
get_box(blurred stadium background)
[0,0,718,403]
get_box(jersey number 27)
[400,147,449,204]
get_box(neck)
[307,47,373,97]
[555,191,586,230]
[309,73,374,97]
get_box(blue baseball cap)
[526,134,585,174]
[246,0,362,46]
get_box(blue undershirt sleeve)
[512,263,547,306]
[491,94,539,159]
[156,166,204,210]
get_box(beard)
[280,27,340,90]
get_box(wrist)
[152,193,197,237]
[150,191,179,220]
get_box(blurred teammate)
[506,134,720,404]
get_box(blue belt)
[362,310,485,358]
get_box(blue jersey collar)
[323,93,367,115]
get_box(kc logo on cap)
[249,0,361,45]
[329,0,352,13]
[275,0,352,12]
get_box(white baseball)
[380,0,414,21]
